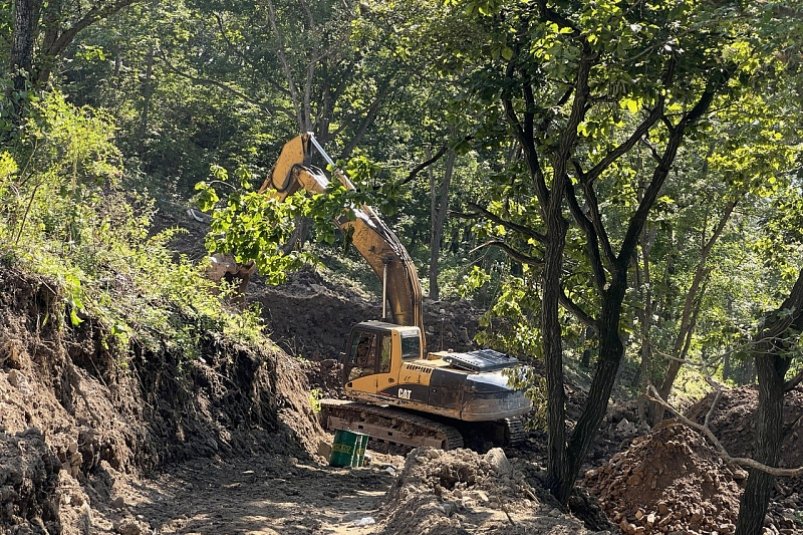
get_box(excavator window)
[379,335,392,373]
[401,331,421,360]
[346,329,391,380]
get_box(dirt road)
[78,453,401,535]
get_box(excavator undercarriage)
[321,400,526,451]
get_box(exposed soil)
[0,241,610,535]
[249,266,480,362]
[377,447,611,535]
[584,422,744,535]
[76,451,403,534]
[584,403,803,535]
[0,267,321,533]
[686,385,803,531]
[16,206,796,535]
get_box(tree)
[735,268,803,533]
[450,0,777,503]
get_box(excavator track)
[504,417,526,446]
[321,399,464,450]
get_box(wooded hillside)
[2,1,802,534]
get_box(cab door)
[342,328,393,395]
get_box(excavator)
[258,133,532,449]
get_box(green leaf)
[69,307,83,327]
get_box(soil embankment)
[0,268,321,533]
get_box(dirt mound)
[0,429,61,531]
[379,447,610,535]
[251,266,480,361]
[584,422,743,534]
[686,385,803,469]
[686,385,803,531]
[0,268,321,533]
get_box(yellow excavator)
[259,133,532,449]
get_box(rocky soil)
[687,385,803,532]
[378,447,611,535]
[585,422,744,535]
[585,385,803,535]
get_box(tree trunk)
[734,353,789,535]
[554,271,627,503]
[636,229,655,423]
[138,46,155,148]
[544,219,570,499]
[428,149,455,300]
[8,0,42,119]
[652,200,736,423]
[735,269,803,534]
[635,226,654,388]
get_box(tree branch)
[584,100,664,184]
[559,288,595,328]
[265,0,305,129]
[581,180,617,267]
[647,385,803,478]
[502,60,549,210]
[469,240,543,266]
[156,49,285,119]
[618,66,732,265]
[45,0,139,60]
[563,175,607,290]
[213,12,290,96]
[785,370,803,392]
[465,202,546,243]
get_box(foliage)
[0,90,265,356]
[195,163,372,285]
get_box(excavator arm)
[259,133,427,350]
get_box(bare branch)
[704,388,722,428]
[400,145,448,185]
[156,49,287,119]
[265,0,304,129]
[584,101,664,184]
[563,175,606,290]
[785,370,803,392]
[647,386,803,478]
[560,288,595,328]
[469,240,543,266]
[502,60,549,210]
[213,12,290,96]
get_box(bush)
[0,91,264,357]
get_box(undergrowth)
[0,91,264,357]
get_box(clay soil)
[0,267,321,533]
[584,386,803,535]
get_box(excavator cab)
[341,321,422,384]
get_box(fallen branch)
[703,388,722,428]
[646,385,803,478]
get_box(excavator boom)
[259,133,426,349]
